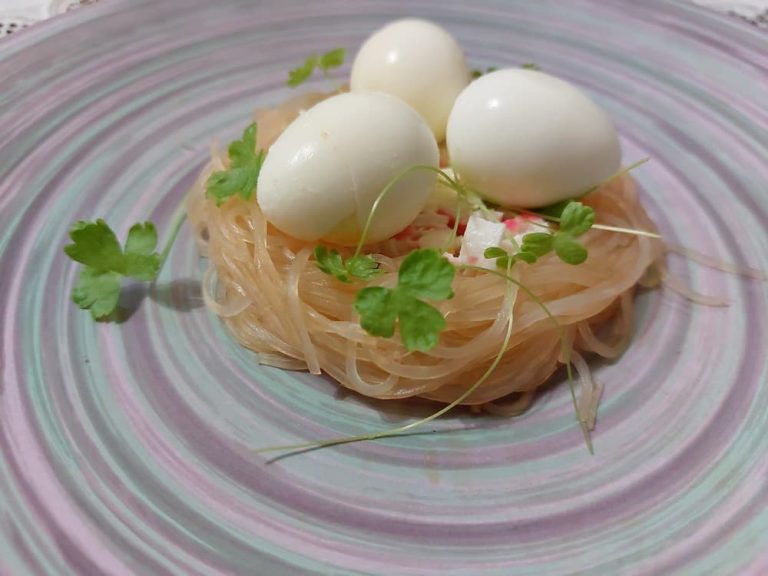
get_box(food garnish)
[287,48,346,87]
[64,210,185,319]
[205,123,266,206]
[355,249,455,352]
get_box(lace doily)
[0,0,766,39]
[693,0,768,27]
[0,0,94,38]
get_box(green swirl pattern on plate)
[1,1,767,574]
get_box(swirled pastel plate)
[1,1,767,574]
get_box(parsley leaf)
[64,220,165,319]
[318,48,346,73]
[287,54,318,87]
[521,62,541,70]
[396,295,447,352]
[205,123,265,206]
[124,222,160,281]
[353,249,455,352]
[346,255,380,280]
[355,286,397,337]
[287,48,346,87]
[64,219,124,271]
[315,246,380,283]
[71,268,122,320]
[397,248,454,300]
[125,222,157,255]
[227,123,260,168]
[314,246,348,280]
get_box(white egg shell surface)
[447,68,622,208]
[257,91,439,245]
[350,18,471,142]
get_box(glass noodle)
[187,91,664,420]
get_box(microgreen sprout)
[484,201,595,269]
[65,117,664,456]
[313,164,466,351]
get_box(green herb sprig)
[287,48,346,88]
[66,119,265,320]
[313,165,465,351]
[256,263,596,457]
[355,248,455,352]
[484,201,595,269]
[314,246,380,283]
[64,207,186,320]
[205,123,266,206]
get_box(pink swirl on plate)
[0,0,767,574]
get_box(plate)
[1,1,767,574]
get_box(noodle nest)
[187,92,662,412]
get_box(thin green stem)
[256,278,518,454]
[576,157,651,198]
[519,210,661,240]
[458,185,499,220]
[287,158,616,454]
[460,265,575,381]
[565,374,592,454]
[461,264,591,453]
[590,223,661,239]
[610,157,650,182]
[504,158,657,239]
[440,203,462,253]
[559,326,593,454]
[460,265,567,359]
[353,165,465,258]
[156,202,188,276]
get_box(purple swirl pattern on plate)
[1,0,767,574]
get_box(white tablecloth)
[1,0,766,38]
